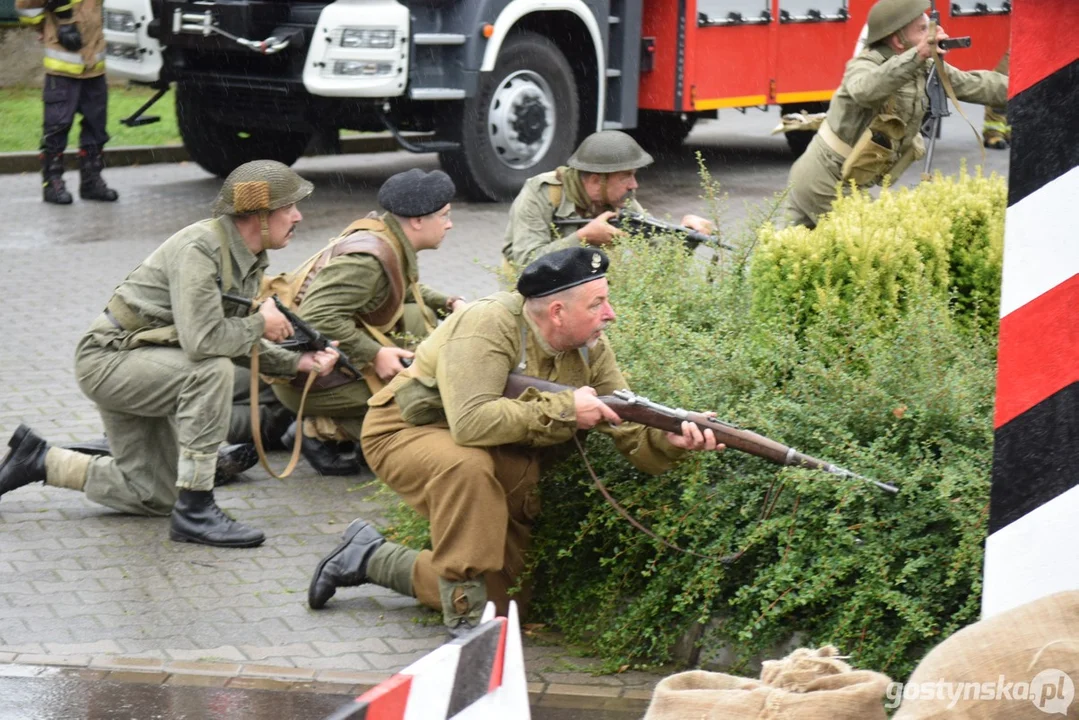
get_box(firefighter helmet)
[212,160,314,217]
[865,0,930,46]
[566,131,654,174]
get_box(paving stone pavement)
[0,111,1008,700]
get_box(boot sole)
[168,528,265,549]
[308,519,368,609]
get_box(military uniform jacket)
[370,292,684,475]
[825,45,1007,173]
[16,0,106,79]
[296,215,452,367]
[105,217,299,376]
[501,168,645,268]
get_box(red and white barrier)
[324,602,530,720]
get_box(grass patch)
[0,85,180,152]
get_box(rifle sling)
[570,434,739,565]
[249,342,319,479]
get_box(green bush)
[751,169,1005,334]
[386,179,1001,681]
[522,226,996,680]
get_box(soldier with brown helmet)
[0,160,339,548]
[783,0,1008,228]
[501,130,714,269]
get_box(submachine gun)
[553,209,733,251]
[921,35,974,177]
[220,291,362,379]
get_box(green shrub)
[751,169,1005,334]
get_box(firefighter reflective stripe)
[17,6,45,24]
[43,48,105,74]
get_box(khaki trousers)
[783,135,847,229]
[73,316,234,515]
[362,400,542,616]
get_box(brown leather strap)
[249,343,317,479]
[571,435,739,564]
[923,25,984,180]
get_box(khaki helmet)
[212,160,314,217]
[566,131,654,174]
[865,0,930,46]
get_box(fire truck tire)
[629,111,698,151]
[780,102,829,158]
[176,84,311,179]
[440,32,579,202]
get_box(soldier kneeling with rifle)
[501,131,717,270]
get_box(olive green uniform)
[501,168,645,268]
[271,215,452,441]
[983,50,1010,145]
[73,217,299,515]
[361,292,684,615]
[784,45,1008,228]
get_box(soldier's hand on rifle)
[666,415,726,452]
[259,299,294,343]
[373,346,414,382]
[298,343,340,377]
[918,24,949,60]
[576,211,623,246]
[574,386,622,429]
[681,214,714,235]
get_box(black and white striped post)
[983,0,1079,618]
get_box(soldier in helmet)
[305,247,725,637]
[0,160,340,548]
[783,0,1008,228]
[501,130,714,269]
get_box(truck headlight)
[340,28,395,49]
[333,60,394,76]
[107,42,141,60]
[105,10,137,33]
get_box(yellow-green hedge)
[752,170,1006,333]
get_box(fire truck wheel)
[176,84,311,179]
[440,32,580,202]
[780,102,829,158]
[629,111,698,151]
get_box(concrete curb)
[0,135,406,175]
[0,658,653,713]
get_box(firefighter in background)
[17,0,119,205]
[783,0,1007,229]
[983,50,1010,150]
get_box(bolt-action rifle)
[553,209,733,251]
[220,291,362,379]
[503,373,897,494]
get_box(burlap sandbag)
[644,645,893,720]
[893,591,1079,719]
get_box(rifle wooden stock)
[503,373,897,493]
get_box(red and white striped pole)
[983,0,1079,618]
[324,602,530,720]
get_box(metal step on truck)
[101,0,1009,201]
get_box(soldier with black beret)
[306,246,724,636]
[269,168,465,475]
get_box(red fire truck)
[101,0,1009,200]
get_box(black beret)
[378,169,455,217]
[517,247,610,299]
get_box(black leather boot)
[169,490,265,548]
[78,148,119,202]
[308,519,385,609]
[0,425,49,500]
[281,423,362,476]
[213,444,260,487]
[41,153,73,205]
[63,437,259,487]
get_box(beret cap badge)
[517,247,610,299]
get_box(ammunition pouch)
[840,113,908,187]
[394,376,446,427]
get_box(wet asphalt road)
[0,675,643,719]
